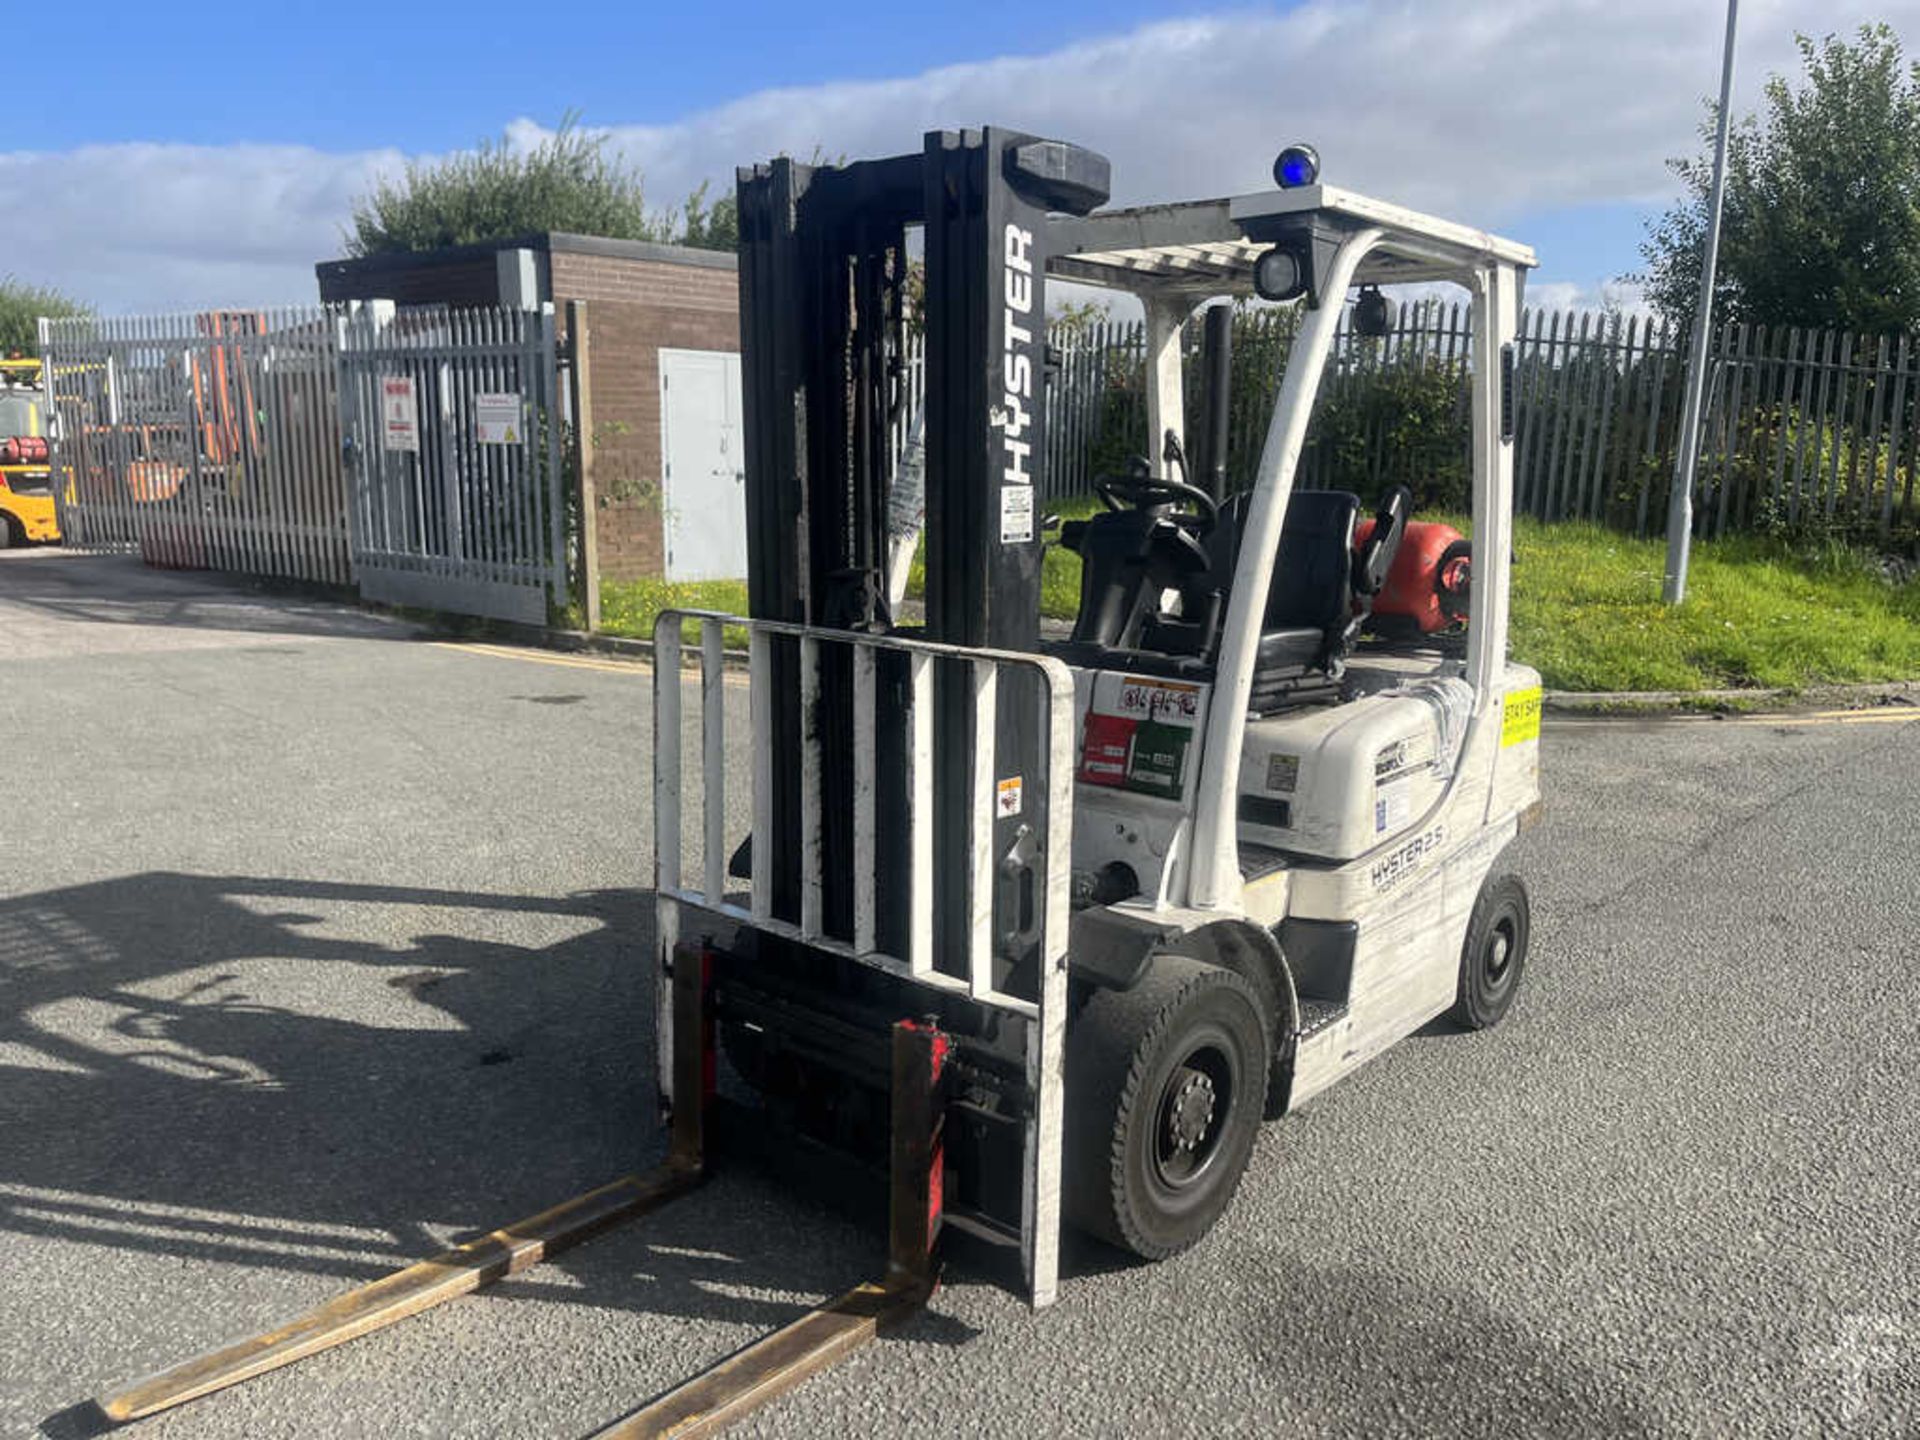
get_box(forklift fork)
[95,945,949,1436]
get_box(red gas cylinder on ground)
[1353,517,1472,633]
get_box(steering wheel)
[1094,468,1220,533]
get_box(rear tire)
[1065,957,1270,1260]
[1448,871,1529,1030]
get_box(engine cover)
[1236,685,1468,860]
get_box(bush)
[347,118,671,257]
[0,277,90,354]
[1301,353,1470,510]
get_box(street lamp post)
[1663,0,1741,605]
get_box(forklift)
[97,129,1542,1436]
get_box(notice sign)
[1501,685,1543,748]
[381,377,419,452]
[475,392,523,445]
[999,484,1033,544]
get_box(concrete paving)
[1,549,1915,1439]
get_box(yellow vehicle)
[0,356,59,546]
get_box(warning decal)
[1000,485,1034,543]
[1078,677,1204,797]
[1267,752,1300,793]
[475,392,522,445]
[996,775,1024,818]
[1375,786,1411,834]
[1501,686,1543,748]
[380,376,419,452]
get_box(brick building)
[316,233,739,582]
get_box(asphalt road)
[1,550,1915,1439]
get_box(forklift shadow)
[0,870,984,1436]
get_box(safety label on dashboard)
[1079,677,1201,796]
[1117,676,1202,725]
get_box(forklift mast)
[736,129,1109,980]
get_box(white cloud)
[0,142,402,314]
[1527,278,1651,317]
[5,0,1914,312]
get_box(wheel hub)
[1487,926,1513,980]
[1166,1067,1217,1152]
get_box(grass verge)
[596,510,1920,694]
[600,577,750,648]
[1503,520,1920,692]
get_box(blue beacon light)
[1274,145,1320,189]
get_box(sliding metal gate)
[336,301,567,624]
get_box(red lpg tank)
[1353,517,1471,634]
[0,436,49,465]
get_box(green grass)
[1502,519,1920,692]
[597,510,1920,695]
[600,576,750,648]
[900,496,1098,620]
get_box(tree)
[1638,25,1920,334]
[345,117,736,257]
[675,181,738,252]
[0,277,89,354]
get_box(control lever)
[1162,428,1189,487]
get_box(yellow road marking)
[1556,706,1920,729]
[432,639,750,684]
[1726,708,1920,728]
[431,640,649,675]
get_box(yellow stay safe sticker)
[1501,686,1543,747]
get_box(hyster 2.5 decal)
[1370,825,1447,891]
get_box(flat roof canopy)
[1046,184,1537,296]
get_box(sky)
[2,0,1916,315]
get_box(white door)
[660,348,746,581]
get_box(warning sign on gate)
[381,377,419,452]
[475,392,522,445]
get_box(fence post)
[567,299,601,633]
[541,304,567,618]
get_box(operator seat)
[1207,484,1410,709]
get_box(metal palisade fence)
[336,302,566,626]
[1030,302,1920,539]
[42,308,352,581]
[41,302,568,621]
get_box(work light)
[1353,285,1393,337]
[1253,244,1309,303]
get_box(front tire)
[1448,871,1530,1029]
[1065,957,1271,1259]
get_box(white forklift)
[97,131,1543,1437]
[659,129,1543,1297]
